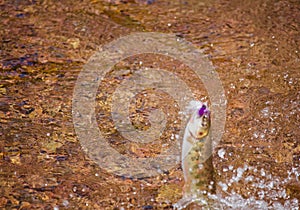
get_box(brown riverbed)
[1,0,299,209]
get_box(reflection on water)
[0,0,299,209]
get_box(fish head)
[188,103,210,139]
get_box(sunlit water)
[0,0,299,209]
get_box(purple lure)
[198,105,208,117]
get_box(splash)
[174,164,299,209]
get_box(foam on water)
[207,193,299,210]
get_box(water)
[0,0,299,209]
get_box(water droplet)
[218,182,228,192]
[261,169,266,177]
[261,107,270,118]
[62,200,69,207]
[253,131,259,138]
[218,148,226,159]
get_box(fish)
[174,101,215,209]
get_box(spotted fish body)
[174,101,215,209]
